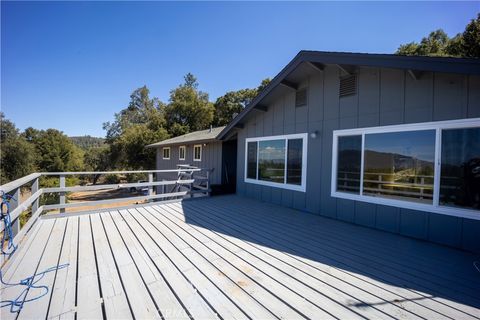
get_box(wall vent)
[295,88,308,107]
[339,75,357,97]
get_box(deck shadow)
[178,194,480,312]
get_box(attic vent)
[339,75,357,97]
[295,88,307,107]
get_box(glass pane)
[247,142,257,179]
[337,135,362,194]
[363,130,435,204]
[440,127,480,210]
[258,139,286,183]
[287,139,303,185]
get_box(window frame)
[179,145,186,161]
[245,133,308,192]
[162,147,170,160]
[331,117,480,220]
[193,144,202,162]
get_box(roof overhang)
[218,50,480,140]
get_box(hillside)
[70,135,105,150]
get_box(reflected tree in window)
[258,140,286,183]
[363,130,435,203]
[440,127,480,210]
[337,135,362,194]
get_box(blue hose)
[0,190,69,313]
[0,264,69,313]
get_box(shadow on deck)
[1,194,479,319]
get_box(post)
[60,175,66,213]
[9,187,21,236]
[148,173,154,198]
[32,178,39,213]
[206,170,211,197]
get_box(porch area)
[1,195,479,319]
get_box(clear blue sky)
[2,1,478,137]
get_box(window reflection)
[337,135,362,194]
[440,128,480,210]
[258,140,286,183]
[287,139,303,185]
[247,142,257,179]
[363,130,435,203]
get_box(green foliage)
[111,124,169,169]
[462,13,480,58]
[164,73,215,135]
[70,135,105,150]
[0,113,37,183]
[213,78,271,126]
[32,129,84,172]
[104,174,120,184]
[84,146,110,171]
[396,13,480,57]
[103,85,169,169]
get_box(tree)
[84,145,110,184]
[396,13,480,58]
[462,13,480,58]
[110,124,168,169]
[103,86,169,168]
[212,78,271,126]
[164,73,215,136]
[0,113,37,183]
[32,129,84,172]
[103,85,166,142]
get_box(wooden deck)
[1,195,479,319]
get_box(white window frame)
[193,144,202,162]
[179,145,186,161]
[162,147,170,160]
[331,117,480,220]
[245,133,308,192]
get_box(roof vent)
[339,75,357,97]
[295,88,307,107]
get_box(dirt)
[47,188,147,214]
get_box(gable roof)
[218,50,480,140]
[147,126,226,148]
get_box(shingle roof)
[218,50,480,140]
[147,126,226,147]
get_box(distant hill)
[70,135,105,150]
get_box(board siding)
[236,65,480,253]
[156,141,223,185]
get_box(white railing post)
[32,178,39,213]
[148,173,154,197]
[10,187,21,236]
[59,175,66,213]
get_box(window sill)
[245,178,306,192]
[331,191,480,221]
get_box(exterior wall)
[155,141,223,185]
[236,65,480,253]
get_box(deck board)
[182,197,480,319]
[2,195,479,320]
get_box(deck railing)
[0,168,211,247]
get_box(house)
[147,125,237,193]
[215,51,480,253]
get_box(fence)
[0,168,211,249]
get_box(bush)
[104,174,120,184]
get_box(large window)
[332,118,480,220]
[440,127,480,211]
[245,133,307,192]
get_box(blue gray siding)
[236,65,480,253]
[155,141,223,185]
